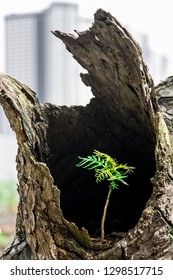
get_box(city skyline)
[1,1,170,136]
[0,0,172,182]
[1,0,173,80]
[5,3,92,107]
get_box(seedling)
[76,150,135,240]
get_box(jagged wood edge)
[0,8,173,259]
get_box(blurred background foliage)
[0,180,18,254]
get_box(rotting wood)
[0,9,173,259]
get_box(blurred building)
[5,13,40,99]
[0,2,169,181]
[5,3,92,106]
[4,2,169,114]
[1,2,93,180]
[130,29,168,84]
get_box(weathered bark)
[0,9,173,260]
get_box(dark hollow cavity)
[46,97,156,237]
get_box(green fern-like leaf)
[94,150,116,170]
[76,155,105,170]
[95,168,113,183]
[76,150,135,188]
[76,150,135,241]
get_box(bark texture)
[0,9,173,259]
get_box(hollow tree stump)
[0,9,173,260]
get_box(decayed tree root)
[0,9,173,259]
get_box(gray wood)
[0,9,173,259]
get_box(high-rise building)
[2,2,92,136]
[5,2,92,106]
[5,13,41,99]
[5,2,169,106]
[129,28,169,84]
[0,2,170,181]
[43,3,80,105]
[5,3,169,109]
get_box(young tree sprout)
[76,150,135,240]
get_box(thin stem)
[101,186,112,241]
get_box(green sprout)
[76,150,135,240]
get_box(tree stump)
[0,9,173,260]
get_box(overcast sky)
[0,0,173,78]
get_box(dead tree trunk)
[0,9,173,260]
